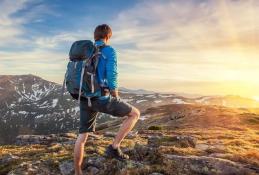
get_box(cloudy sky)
[0,0,259,99]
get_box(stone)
[1,154,19,164]
[170,111,185,120]
[15,135,54,145]
[125,143,163,164]
[59,160,74,175]
[85,156,106,168]
[15,133,75,145]
[85,166,99,175]
[164,154,255,175]
[104,131,117,137]
[7,161,56,175]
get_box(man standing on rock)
[73,24,140,175]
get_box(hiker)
[72,24,140,175]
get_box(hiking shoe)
[105,144,129,160]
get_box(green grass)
[148,125,163,130]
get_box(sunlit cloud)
[109,0,259,97]
[0,0,259,98]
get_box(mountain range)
[1,74,259,144]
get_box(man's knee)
[128,107,140,120]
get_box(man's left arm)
[106,47,119,97]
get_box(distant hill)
[119,87,156,94]
[0,74,259,144]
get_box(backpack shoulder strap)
[93,44,106,71]
[94,43,107,57]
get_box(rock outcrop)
[164,154,255,175]
[0,130,257,175]
[15,133,77,145]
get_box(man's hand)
[110,89,119,98]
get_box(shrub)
[148,125,163,130]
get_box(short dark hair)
[94,24,112,41]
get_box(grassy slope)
[135,104,259,167]
[0,104,258,174]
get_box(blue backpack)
[61,40,105,106]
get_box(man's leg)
[91,96,140,159]
[74,133,88,175]
[75,98,99,174]
[112,106,140,149]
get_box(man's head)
[94,24,112,43]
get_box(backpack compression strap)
[78,59,87,106]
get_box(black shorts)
[79,95,133,133]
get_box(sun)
[253,96,259,102]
